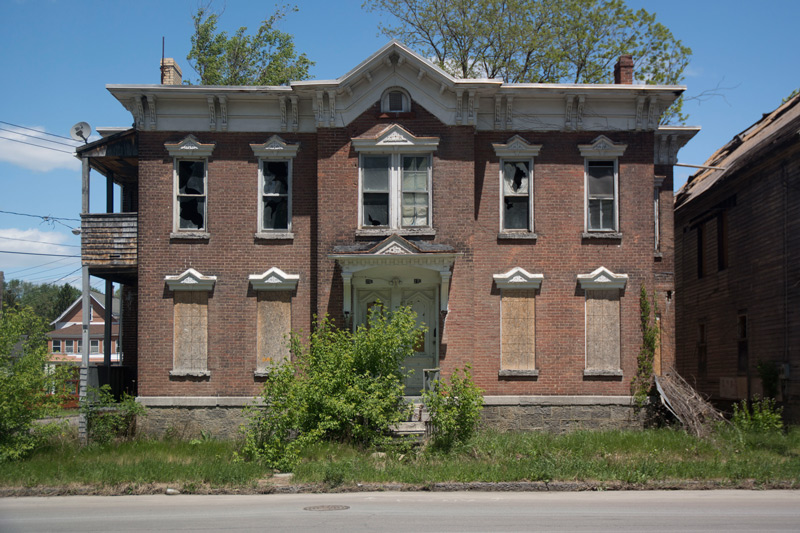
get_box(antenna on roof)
[70,122,91,144]
[160,36,166,84]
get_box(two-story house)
[77,42,697,436]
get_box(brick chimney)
[614,55,633,84]
[160,58,183,85]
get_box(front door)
[355,284,437,395]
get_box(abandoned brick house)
[76,41,697,434]
[675,93,800,423]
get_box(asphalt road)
[1,490,799,532]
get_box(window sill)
[583,369,623,378]
[654,251,663,259]
[581,232,622,240]
[253,370,271,378]
[169,370,211,377]
[254,232,294,241]
[498,232,538,241]
[499,369,539,378]
[355,227,436,238]
[170,231,210,240]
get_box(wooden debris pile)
[655,369,727,438]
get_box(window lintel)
[250,135,300,159]
[493,135,542,158]
[493,267,543,290]
[165,268,217,291]
[165,134,216,157]
[352,124,439,153]
[249,267,300,291]
[578,135,627,158]
[577,266,627,290]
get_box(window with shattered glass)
[261,160,290,230]
[586,160,616,231]
[502,160,531,231]
[177,160,206,230]
[361,154,430,229]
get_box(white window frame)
[250,136,300,238]
[164,135,216,236]
[258,159,293,232]
[173,159,208,232]
[65,340,74,354]
[52,340,61,353]
[358,153,432,229]
[90,339,100,354]
[578,136,626,234]
[381,88,411,113]
[499,158,534,232]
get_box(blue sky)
[0,0,797,287]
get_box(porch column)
[79,157,90,445]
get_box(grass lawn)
[1,427,798,493]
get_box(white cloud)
[0,125,81,172]
[0,228,81,281]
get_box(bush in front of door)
[241,304,419,470]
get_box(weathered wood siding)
[81,213,137,267]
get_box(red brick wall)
[136,101,671,398]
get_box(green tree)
[364,0,691,123]
[0,306,69,461]
[187,5,314,86]
[3,280,80,323]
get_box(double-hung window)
[361,154,431,228]
[492,136,541,235]
[579,136,626,235]
[65,340,74,354]
[164,135,216,236]
[353,124,439,232]
[90,339,100,354]
[52,340,61,353]
[251,136,299,238]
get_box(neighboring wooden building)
[675,94,800,422]
[77,42,697,436]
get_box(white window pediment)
[577,266,628,290]
[492,135,542,158]
[371,234,421,256]
[164,134,216,157]
[578,135,627,158]
[250,135,300,158]
[249,267,300,291]
[352,124,439,153]
[493,267,543,290]
[165,268,217,291]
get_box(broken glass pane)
[363,156,389,191]
[503,161,529,195]
[263,197,288,230]
[588,161,614,198]
[504,196,529,230]
[363,193,389,226]
[178,161,205,195]
[178,197,205,229]
[263,161,289,194]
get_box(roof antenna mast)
[160,36,165,84]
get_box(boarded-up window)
[501,289,536,371]
[585,289,621,373]
[256,291,291,373]
[173,291,208,375]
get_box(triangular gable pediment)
[577,266,628,290]
[165,268,217,291]
[493,267,544,290]
[578,135,627,158]
[249,267,300,291]
[352,124,439,153]
[164,134,216,157]
[370,234,422,256]
[493,135,543,158]
[250,135,300,158]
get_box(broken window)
[502,160,531,231]
[261,160,290,231]
[361,154,430,229]
[176,160,206,230]
[586,160,617,231]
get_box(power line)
[0,250,79,257]
[0,126,79,148]
[0,235,81,248]
[4,256,74,275]
[0,210,81,222]
[0,134,75,154]
[0,120,77,142]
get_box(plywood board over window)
[249,267,299,377]
[577,266,627,377]
[165,268,217,377]
[493,267,543,377]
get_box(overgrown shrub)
[632,284,658,407]
[732,397,783,433]
[241,306,419,470]
[423,364,484,451]
[80,385,146,444]
[0,306,71,461]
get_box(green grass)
[1,427,798,490]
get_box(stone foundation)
[136,395,646,439]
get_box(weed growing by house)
[632,284,658,406]
[241,306,419,470]
[756,361,781,399]
[0,306,71,462]
[422,364,484,452]
[732,397,784,434]
[80,385,147,445]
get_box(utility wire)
[0,210,81,222]
[0,250,79,257]
[4,256,74,275]
[0,126,80,148]
[0,135,75,154]
[0,120,78,142]
[0,235,81,248]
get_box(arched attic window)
[381,88,411,113]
